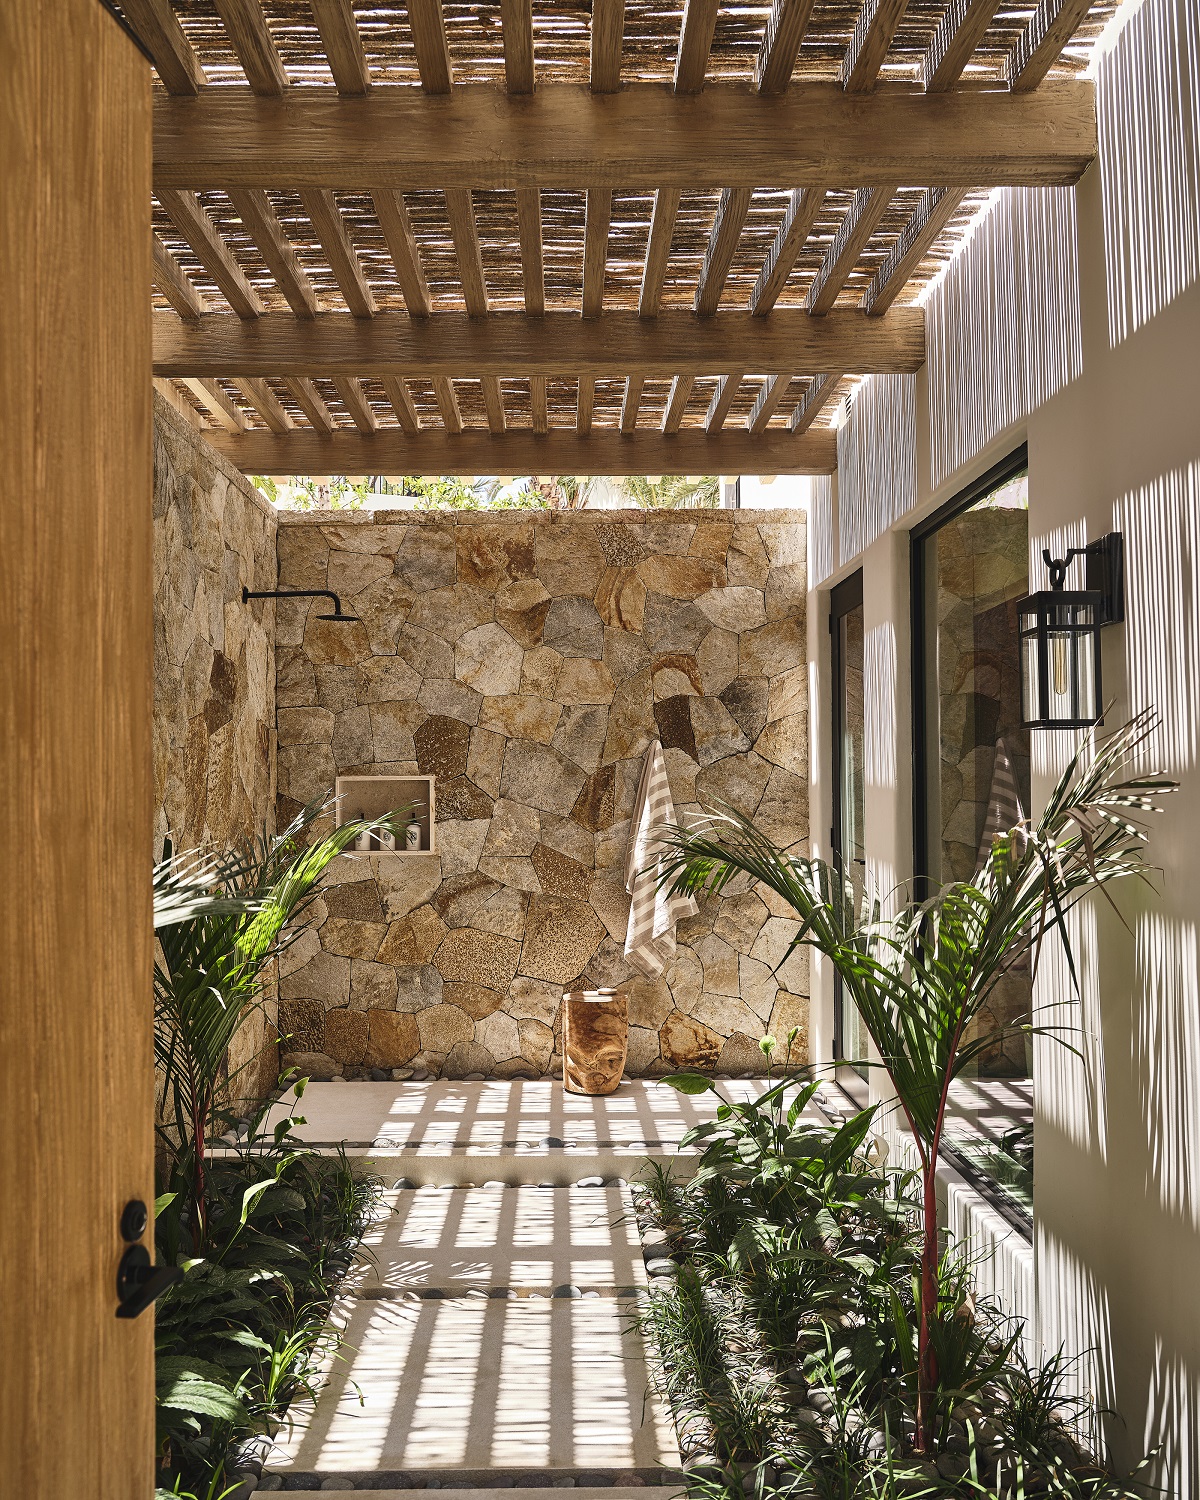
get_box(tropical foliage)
[638,1043,1160,1497]
[154,795,388,1252]
[152,798,387,1494]
[656,715,1175,1451]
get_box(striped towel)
[977,735,1027,869]
[624,740,698,977]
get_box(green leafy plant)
[155,794,388,1253]
[657,715,1176,1451]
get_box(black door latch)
[116,1200,183,1320]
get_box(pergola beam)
[207,426,839,475]
[310,0,373,94]
[153,308,926,378]
[211,0,289,95]
[152,83,1098,190]
[121,0,208,94]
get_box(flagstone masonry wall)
[152,392,280,1100]
[273,508,811,1080]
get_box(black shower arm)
[241,586,357,620]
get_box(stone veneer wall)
[152,393,279,1097]
[273,508,810,1081]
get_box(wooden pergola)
[132,0,1108,475]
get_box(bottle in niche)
[378,825,397,852]
[404,818,423,852]
[353,810,372,854]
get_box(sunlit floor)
[255,1077,839,1492]
[347,1182,647,1295]
[263,1179,675,1486]
[259,1076,772,1157]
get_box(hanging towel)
[976,735,1027,870]
[624,740,698,977]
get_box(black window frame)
[909,445,1029,896]
[829,569,864,1074]
[908,444,1034,1240]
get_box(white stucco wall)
[804,0,1200,1483]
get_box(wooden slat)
[408,0,453,93]
[530,376,548,433]
[620,376,645,433]
[153,234,206,321]
[756,0,818,94]
[577,376,595,434]
[662,374,695,433]
[120,0,207,93]
[583,189,612,319]
[862,187,965,314]
[500,0,535,93]
[590,0,626,92]
[921,0,1003,91]
[705,373,743,432]
[434,377,464,433]
[153,83,1100,191]
[806,185,894,315]
[182,377,249,431]
[841,0,910,91]
[211,426,840,474]
[748,186,827,314]
[674,0,720,93]
[310,0,372,93]
[156,378,210,429]
[516,188,545,317]
[332,375,379,432]
[232,377,294,432]
[211,0,289,94]
[154,307,928,377]
[482,376,508,433]
[1005,0,1095,90]
[695,187,752,316]
[298,188,377,318]
[638,188,680,319]
[227,188,320,318]
[747,373,794,433]
[381,375,421,433]
[789,370,843,433]
[157,190,264,319]
[282,376,337,432]
[372,190,432,316]
[444,189,490,316]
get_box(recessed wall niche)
[335,774,435,855]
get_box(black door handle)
[116,1244,183,1319]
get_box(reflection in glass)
[833,583,869,1083]
[918,466,1032,1209]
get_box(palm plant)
[155,795,387,1252]
[657,714,1175,1452]
[615,474,721,509]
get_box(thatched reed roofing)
[135,0,1112,455]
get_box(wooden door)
[0,2,154,1496]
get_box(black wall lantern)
[1018,533,1124,730]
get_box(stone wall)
[273,509,810,1081]
[152,393,279,1098]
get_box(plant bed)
[155,1095,382,1499]
[151,795,396,1499]
[631,1062,1159,1500]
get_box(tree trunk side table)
[562,989,628,1095]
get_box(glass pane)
[919,466,1032,1209]
[836,602,869,1079]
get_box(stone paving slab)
[269,1486,680,1497]
[348,1184,647,1296]
[264,1297,677,1479]
[252,1079,769,1158]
